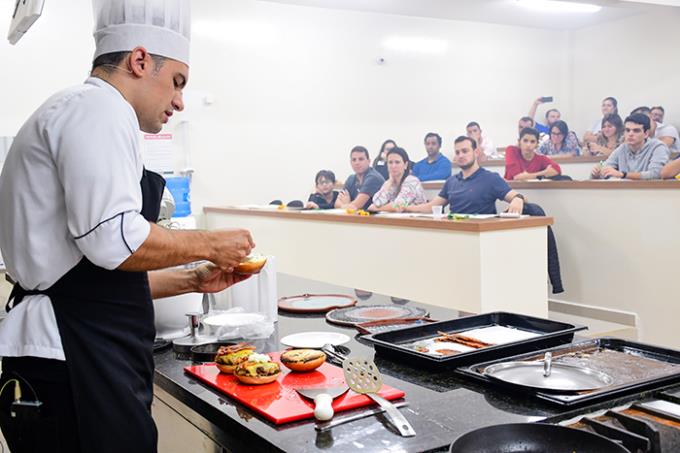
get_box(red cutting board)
[184,352,405,424]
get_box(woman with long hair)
[372,139,396,180]
[539,120,581,158]
[368,147,426,212]
[584,96,618,144]
[587,113,623,157]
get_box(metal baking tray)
[458,337,680,407]
[366,312,586,370]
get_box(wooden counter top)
[203,207,553,232]
[422,179,680,190]
[470,155,605,168]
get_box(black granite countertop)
[153,274,679,453]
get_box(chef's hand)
[209,229,255,272]
[193,262,251,293]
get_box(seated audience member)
[372,139,397,180]
[406,136,525,215]
[336,146,385,210]
[505,128,561,180]
[583,97,618,144]
[412,132,452,181]
[528,97,561,134]
[538,120,581,158]
[632,106,679,152]
[591,113,669,180]
[406,136,565,294]
[518,116,535,133]
[306,170,340,209]
[466,121,496,161]
[660,153,680,179]
[651,106,665,124]
[586,113,623,157]
[368,147,427,212]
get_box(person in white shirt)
[583,96,618,144]
[0,1,254,452]
[631,106,679,152]
[466,121,496,161]
[651,106,665,124]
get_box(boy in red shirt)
[504,127,562,180]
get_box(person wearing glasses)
[591,113,669,180]
[306,170,340,209]
[538,120,581,158]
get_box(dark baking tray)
[458,337,680,407]
[366,312,586,370]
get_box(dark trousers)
[523,202,564,294]
[0,357,81,453]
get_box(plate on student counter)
[280,331,351,349]
[278,294,357,313]
[326,304,429,327]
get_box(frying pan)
[448,423,630,453]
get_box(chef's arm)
[148,263,251,299]
[118,224,255,273]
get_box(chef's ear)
[128,46,152,77]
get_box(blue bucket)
[165,176,191,217]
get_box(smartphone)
[540,96,553,103]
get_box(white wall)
[0,1,94,136]
[569,8,680,135]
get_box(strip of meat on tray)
[435,331,495,349]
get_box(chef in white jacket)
[0,1,254,452]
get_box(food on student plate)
[214,343,257,374]
[234,253,267,274]
[280,349,326,372]
[234,353,282,385]
[448,213,470,220]
[357,210,370,216]
[277,205,286,210]
[345,208,356,214]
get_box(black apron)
[7,169,166,453]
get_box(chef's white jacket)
[0,77,151,360]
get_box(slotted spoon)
[342,357,416,437]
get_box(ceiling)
[259,0,674,30]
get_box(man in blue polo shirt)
[406,136,525,215]
[412,132,452,182]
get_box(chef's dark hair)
[92,51,166,73]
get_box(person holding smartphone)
[528,96,559,136]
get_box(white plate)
[203,313,266,328]
[280,331,350,349]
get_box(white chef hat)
[92,0,191,66]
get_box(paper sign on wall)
[141,133,174,173]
